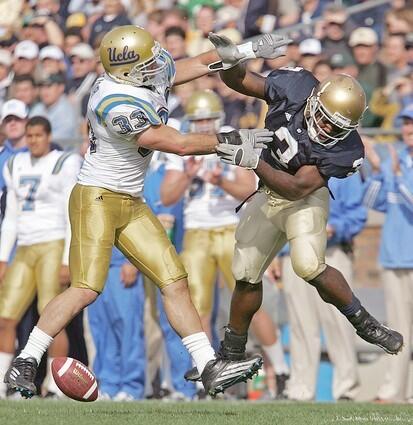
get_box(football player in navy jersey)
[206,33,403,363]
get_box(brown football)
[51,357,98,402]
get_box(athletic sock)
[338,294,362,318]
[182,332,215,375]
[19,326,54,364]
[0,352,13,398]
[262,338,289,375]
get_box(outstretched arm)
[174,50,221,85]
[136,125,273,156]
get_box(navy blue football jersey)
[261,67,365,179]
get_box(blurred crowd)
[0,0,413,404]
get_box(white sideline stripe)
[83,380,97,399]
[57,358,73,377]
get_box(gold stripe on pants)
[69,184,187,293]
[0,239,64,320]
[181,225,236,316]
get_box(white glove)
[208,32,292,71]
[216,129,273,169]
[217,129,273,149]
[217,142,260,170]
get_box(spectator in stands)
[67,43,97,116]
[244,0,299,38]
[0,50,12,111]
[24,13,64,50]
[88,247,145,401]
[186,5,217,57]
[11,75,43,117]
[329,52,358,79]
[318,4,353,58]
[89,0,131,48]
[63,27,84,58]
[0,116,82,399]
[162,8,190,33]
[312,59,333,82]
[281,174,366,401]
[39,45,66,76]
[37,72,79,143]
[349,27,386,127]
[0,99,27,156]
[298,38,322,72]
[164,27,187,61]
[12,40,39,77]
[363,104,413,402]
[384,33,412,83]
[385,7,413,37]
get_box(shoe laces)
[15,359,36,381]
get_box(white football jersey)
[0,150,82,263]
[78,49,175,197]
[165,126,240,229]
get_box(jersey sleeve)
[264,67,318,106]
[96,95,162,137]
[316,133,365,179]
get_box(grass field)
[1,400,412,425]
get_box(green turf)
[1,400,412,425]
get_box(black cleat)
[349,307,403,355]
[201,354,263,397]
[184,366,201,382]
[4,357,38,399]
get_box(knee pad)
[290,239,326,281]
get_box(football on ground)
[51,357,98,402]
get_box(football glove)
[217,129,273,149]
[217,142,260,170]
[208,32,292,71]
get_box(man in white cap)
[67,43,97,115]
[349,27,386,127]
[298,38,322,72]
[39,45,65,75]
[12,41,39,77]
[0,99,29,203]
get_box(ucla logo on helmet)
[107,46,139,66]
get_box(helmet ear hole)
[124,72,129,77]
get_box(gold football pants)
[233,186,329,284]
[69,184,187,293]
[181,225,236,316]
[0,239,64,320]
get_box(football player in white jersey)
[0,116,82,398]
[5,25,286,398]
[161,90,289,394]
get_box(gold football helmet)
[99,25,168,87]
[185,90,224,133]
[305,74,367,147]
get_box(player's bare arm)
[161,169,195,206]
[137,125,273,157]
[221,64,267,100]
[255,162,326,201]
[174,50,222,85]
[207,32,291,99]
